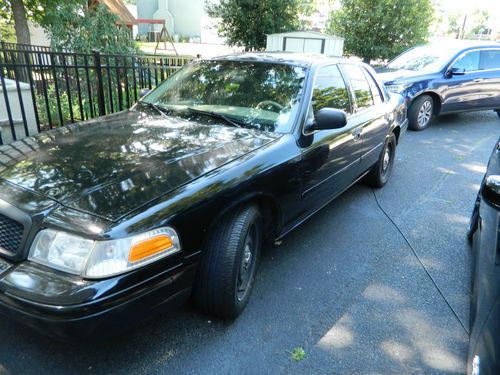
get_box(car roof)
[205,52,351,68]
[417,40,500,54]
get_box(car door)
[341,64,389,171]
[478,48,500,109]
[441,50,484,113]
[300,64,362,209]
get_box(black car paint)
[378,44,500,115]
[0,54,407,339]
[468,138,500,375]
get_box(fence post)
[93,49,105,116]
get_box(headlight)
[385,83,411,93]
[28,227,181,278]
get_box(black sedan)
[468,138,500,375]
[0,53,407,339]
[378,41,500,130]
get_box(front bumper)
[0,258,196,340]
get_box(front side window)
[480,50,500,70]
[452,51,480,72]
[141,60,307,133]
[311,65,351,114]
[342,64,374,111]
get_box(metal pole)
[93,50,106,116]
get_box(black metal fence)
[0,42,193,145]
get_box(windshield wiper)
[186,107,246,128]
[141,101,170,119]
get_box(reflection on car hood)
[376,69,428,84]
[0,110,281,221]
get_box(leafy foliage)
[205,0,301,51]
[42,1,137,54]
[0,18,16,42]
[468,9,489,36]
[1,0,79,44]
[328,0,434,62]
[1,0,136,54]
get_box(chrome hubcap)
[242,245,252,270]
[237,225,257,302]
[417,100,432,128]
[382,146,391,171]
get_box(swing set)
[136,18,179,56]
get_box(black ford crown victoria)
[0,53,407,339]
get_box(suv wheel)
[193,204,262,319]
[409,95,434,131]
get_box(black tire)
[193,205,262,319]
[366,133,396,188]
[495,110,500,118]
[408,94,434,131]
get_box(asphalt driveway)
[0,111,498,375]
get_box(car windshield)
[385,45,454,72]
[140,60,307,133]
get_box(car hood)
[0,110,281,221]
[376,68,430,84]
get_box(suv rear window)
[480,50,500,70]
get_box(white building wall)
[266,32,344,56]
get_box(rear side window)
[311,65,351,114]
[363,69,383,105]
[480,50,500,70]
[452,51,480,71]
[342,64,374,111]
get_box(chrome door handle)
[351,129,362,138]
[473,78,484,83]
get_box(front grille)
[0,213,24,253]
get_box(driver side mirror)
[304,108,347,133]
[446,67,466,77]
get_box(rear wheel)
[409,95,434,131]
[366,133,396,188]
[193,205,262,319]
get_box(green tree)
[468,9,490,37]
[1,0,135,54]
[0,18,16,42]
[205,0,301,51]
[43,1,137,54]
[447,12,461,39]
[328,0,433,63]
[0,0,77,45]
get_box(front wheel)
[366,133,396,188]
[408,95,434,131]
[193,205,262,319]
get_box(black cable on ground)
[371,188,470,335]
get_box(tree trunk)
[363,57,371,64]
[9,0,31,45]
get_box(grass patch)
[288,347,305,362]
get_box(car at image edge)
[377,41,500,130]
[0,53,407,339]
[467,137,500,375]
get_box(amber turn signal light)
[129,235,173,263]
